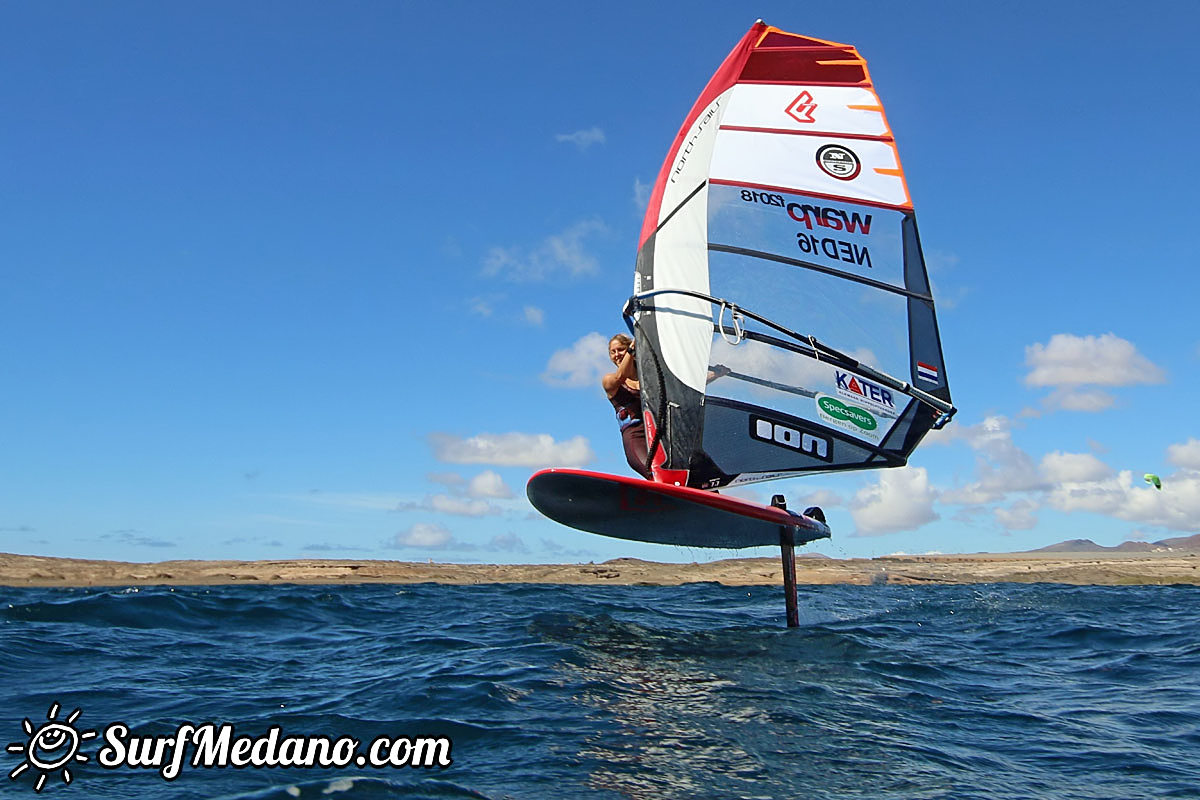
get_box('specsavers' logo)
[785,91,817,124]
[7,704,96,792]
[816,144,861,180]
[817,395,878,432]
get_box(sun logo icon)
[7,703,96,792]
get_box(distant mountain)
[1157,533,1200,550]
[1114,540,1158,552]
[1029,533,1200,553]
[1031,539,1107,553]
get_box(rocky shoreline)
[3,550,1199,588]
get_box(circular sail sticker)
[815,144,861,180]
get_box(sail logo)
[815,144,861,181]
[835,371,896,412]
[671,98,721,185]
[787,203,872,234]
[785,91,817,124]
[796,233,872,268]
[751,417,832,461]
[816,395,878,432]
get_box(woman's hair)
[609,333,633,348]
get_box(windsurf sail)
[628,21,955,490]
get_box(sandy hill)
[1031,533,1200,554]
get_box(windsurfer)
[602,334,652,480]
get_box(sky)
[2,1,1198,566]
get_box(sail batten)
[706,244,933,300]
[708,179,911,212]
[630,21,954,490]
[719,125,897,143]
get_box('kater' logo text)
[835,371,896,412]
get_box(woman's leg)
[621,423,652,479]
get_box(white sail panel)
[721,84,891,138]
[650,205,715,395]
[655,92,731,228]
[710,131,910,208]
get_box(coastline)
[3,550,1199,588]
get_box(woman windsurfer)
[601,334,652,480]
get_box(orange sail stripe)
[755,26,851,50]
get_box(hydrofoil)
[527,469,830,627]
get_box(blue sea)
[3,582,1199,799]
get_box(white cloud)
[1023,334,1165,413]
[933,421,1200,534]
[482,248,519,278]
[429,432,593,467]
[396,493,500,517]
[1040,451,1113,483]
[1024,333,1165,388]
[1167,438,1200,470]
[994,498,1040,531]
[523,305,545,326]
[542,332,612,388]
[1045,475,1130,516]
[850,467,939,535]
[424,470,513,500]
[937,415,1045,504]
[396,522,453,548]
[1044,469,1200,532]
[428,494,499,517]
[938,483,1002,507]
[467,470,513,499]
[468,294,500,317]
[1044,387,1116,412]
[555,127,605,150]
[394,526,532,555]
[468,296,547,327]
[796,488,846,510]
[427,472,465,489]
[482,219,606,282]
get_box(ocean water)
[2,582,1199,799]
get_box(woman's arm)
[601,344,639,396]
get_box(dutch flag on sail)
[916,362,939,384]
